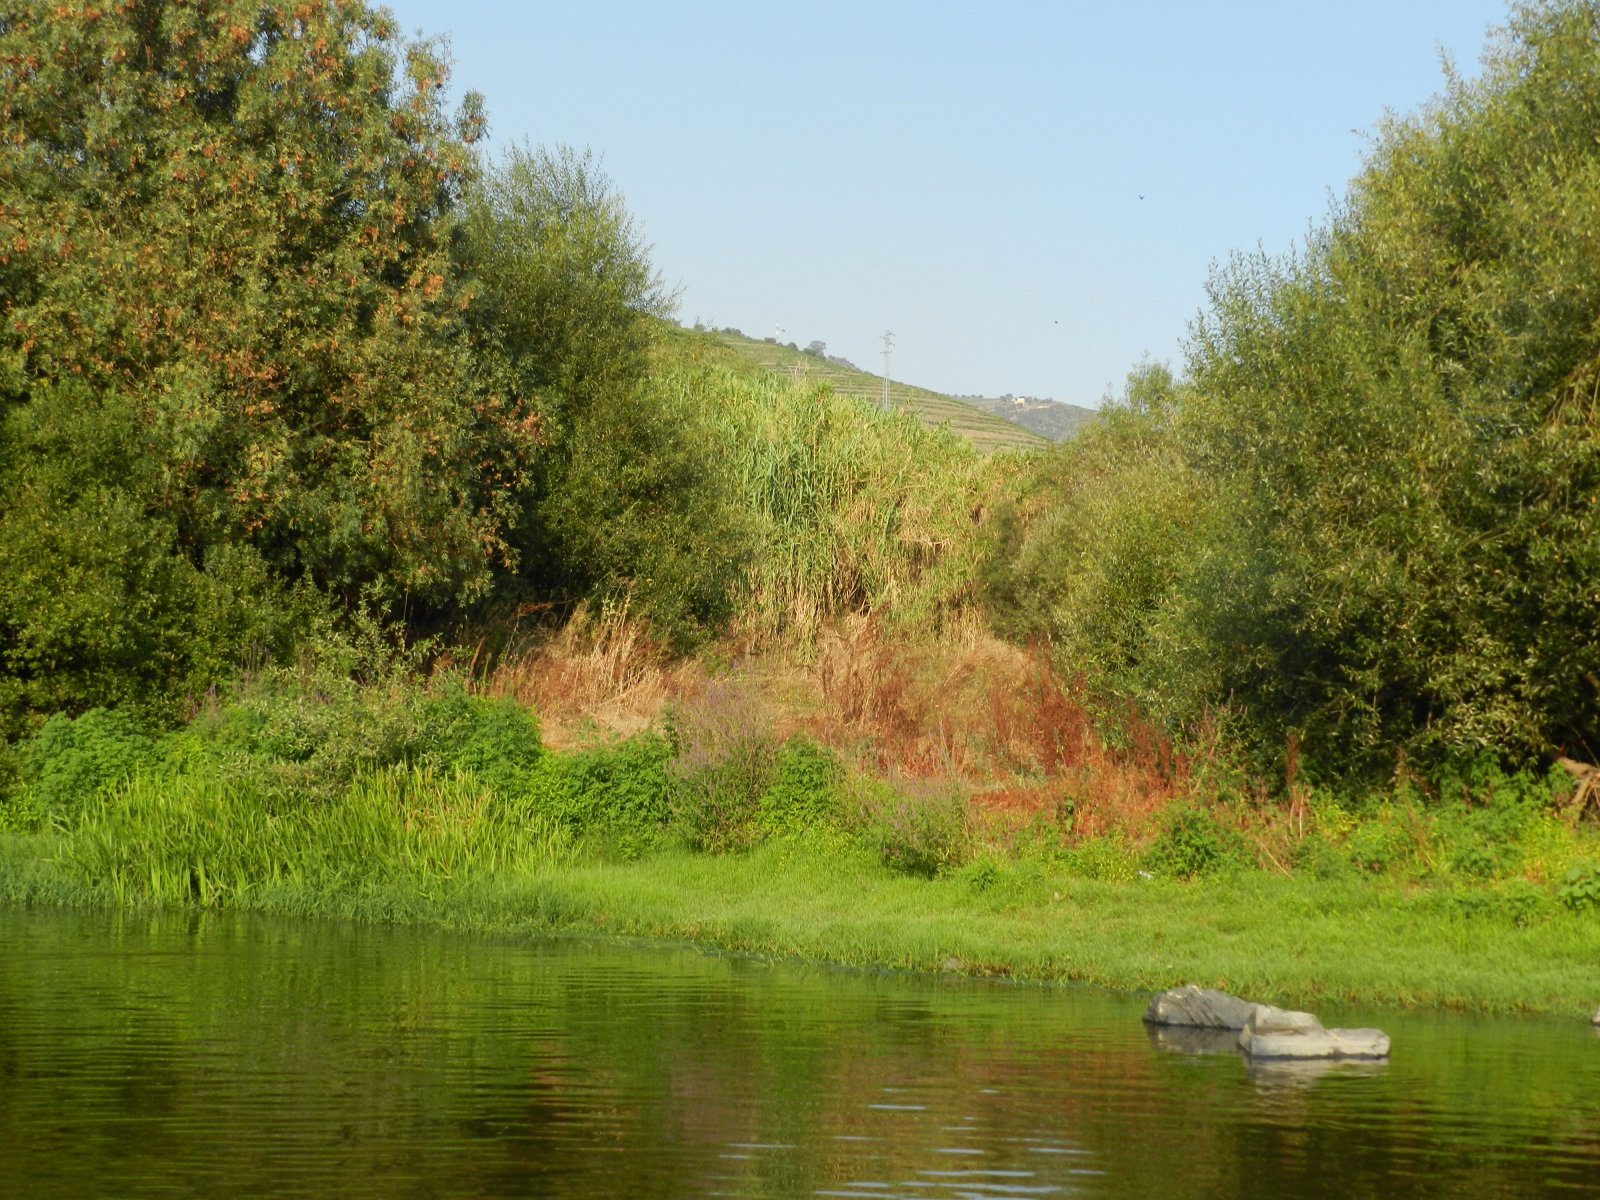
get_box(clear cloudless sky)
[380,0,1511,406]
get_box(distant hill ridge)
[699,327,1093,453]
[953,392,1097,442]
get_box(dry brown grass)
[478,602,697,749]
[477,604,1201,848]
[806,615,1194,847]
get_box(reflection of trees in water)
[3,909,1598,1197]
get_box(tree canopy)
[995,0,1600,776]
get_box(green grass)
[5,686,1597,1020]
[6,827,1596,1017]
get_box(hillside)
[955,393,1098,442]
[701,329,1053,454]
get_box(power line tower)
[880,330,895,409]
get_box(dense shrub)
[1143,807,1246,880]
[524,734,674,834]
[160,652,542,803]
[10,709,156,830]
[458,146,752,647]
[1556,862,1600,912]
[983,363,1213,715]
[1178,1,1600,770]
[759,739,844,839]
[985,2,1600,779]
[0,1,530,611]
[663,679,778,853]
[848,775,971,878]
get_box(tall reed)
[59,764,570,906]
[651,354,1015,644]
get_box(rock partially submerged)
[1237,1004,1390,1061]
[1142,985,1257,1030]
[1144,986,1389,1061]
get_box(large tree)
[1180,0,1600,770]
[0,0,537,602]
[0,0,539,729]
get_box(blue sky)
[381,1,1511,406]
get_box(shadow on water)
[2,906,1598,1198]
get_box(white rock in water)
[1143,985,1258,1030]
[1237,1003,1389,1060]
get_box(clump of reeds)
[653,358,1009,645]
[60,764,569,907]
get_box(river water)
[1,906,1597,1198]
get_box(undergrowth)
[1,618,1596,967]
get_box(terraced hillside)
[706,330,1049,454]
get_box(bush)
[663,679,778,853]
[0,394,318,737]
[524,733,673,836]
[1144,806,1245,879]
[1342,810,1417,876]
[1058,832,1140,883]
[1,3,535,698]
[1557,862,1600,913]
[1176,3,1600,771]
[758,738,843,839]
[460,145,748,648]
[849,775,970,878]
[15,708,156,828]
[980,5,1600,775]
[1450,879,1553,927]
[152,641,544,805]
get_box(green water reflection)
[1,907,1596,1198]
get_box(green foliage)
[663,679,779,853]
[1284,756,1583,885]
[656,348,1001,643]
[982,362,1217,717]
[459,147,747,646]
[0,385,320,737]
[523,733,673,835]
[0,1,528,609]
[1056,832,1141,883]
[0,1,555,731]
[1143,806,1246,880]
[165,652,541,803]
[59,764,569,907]
[848,775,971,878]
[1556,862,1600,912]
[14,709,156,830]
[1450,878,1553,927]
[981,3,1600,777]
[758,738,844,839]
[458,144,672,422]
[1177,0,1600,770]
[530,374,752,648]
[1341,807,1421,876]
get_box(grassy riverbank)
[4,830,1597,1017]
[2,649,1598,1019]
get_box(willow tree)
[1180,0,1600,771]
